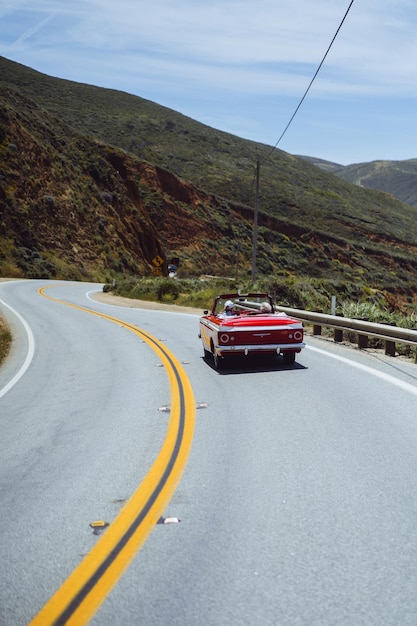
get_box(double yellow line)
[30,287,196,625]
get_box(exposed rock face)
[0,89,187,278]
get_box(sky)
[0,0,417,165]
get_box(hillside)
[0,87,252,280]
[299,155,417,209]
[1,55,417,303]
[335,159,417,209]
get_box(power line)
[263,0,356,163]
[251,0,356,282]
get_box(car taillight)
[293,330,303,341]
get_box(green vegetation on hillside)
[300,155,417,209]
[0,86,165,280]
[1,55,417,314]
[335,159,417,209]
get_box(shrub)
[156,279,179,301]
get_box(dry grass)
[0,316,11,366]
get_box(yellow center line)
[29,286,196,625]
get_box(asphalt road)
[1,280,417,626]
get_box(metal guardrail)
[275,306,417,362]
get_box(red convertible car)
[199,293,305,369]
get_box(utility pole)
[234,221,240,282]
[251,160,260,283]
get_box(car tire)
[213,350,224,370]
[282,351,296,365]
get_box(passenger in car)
[217,300,240,317]
[223,300,235,316]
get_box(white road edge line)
[307,344,417,397]
[3,292,415,398]
[86,289,103,302]
[0,299,35,399]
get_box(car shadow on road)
[202,355,307,374]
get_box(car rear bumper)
[216,342,306,356]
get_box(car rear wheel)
[282,351,296,365]
[213,349,224,370]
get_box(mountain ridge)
[298,155,417,208]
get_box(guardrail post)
[357,318,368,349]
[334,313,343,342]
[313,324,322,335]
[357,333,368,349]
[334,329,343,343]
[384,322,397,356]
[385,340,396,357]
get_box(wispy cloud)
[8,11,56,49]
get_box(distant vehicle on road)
[198,293,305,369]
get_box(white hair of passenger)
[260,302,272,313]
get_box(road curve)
[2,280,417,626]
